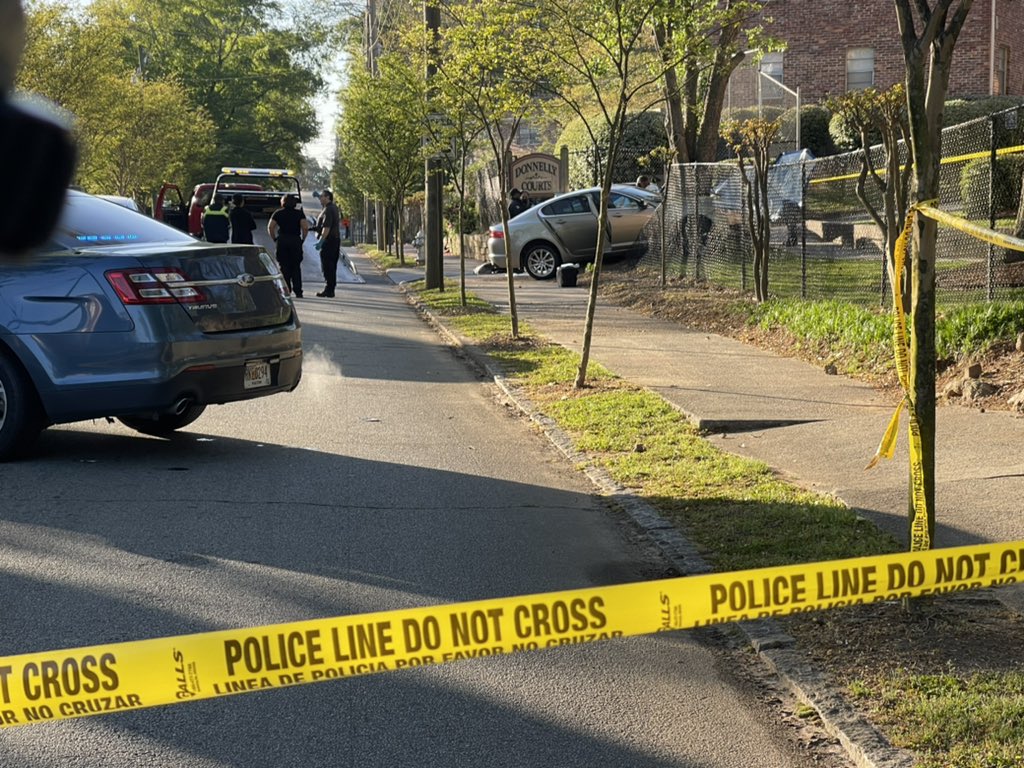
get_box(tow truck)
[213,167,304,216]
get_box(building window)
[759,52,785,101]
[846,47,875,91]
[516,123,539,146]
[996,46,1010,95]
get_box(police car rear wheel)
[0,352,43,461]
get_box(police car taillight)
[106,268,206,305]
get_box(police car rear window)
[50,193,197,249]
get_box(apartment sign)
[511,153,560,198]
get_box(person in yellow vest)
[201,195,230,243]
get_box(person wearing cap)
[508,188,528,218]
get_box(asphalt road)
[0,253,845,767]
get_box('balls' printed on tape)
[0,542,1021,727]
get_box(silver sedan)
[487,184,661,279]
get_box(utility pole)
[424,1,444,290]
[366,0,386,249]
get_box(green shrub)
[959,155,1024,218]
[443,196,479,233]
[828,110,882,152]
[781,104,836,157]
[559,112,668,188]
[944,96,1024,128]
[937,301,1024,358]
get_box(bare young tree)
[828,85,913,311]
[724,117,779,302]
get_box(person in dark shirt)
[268,195,308,298]
[201,195,230,243]
[314,189,341,297]
[229,194,256,244]
[508,188,527,218]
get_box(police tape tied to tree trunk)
[866,203,1024,551]
[2,541,1024,727]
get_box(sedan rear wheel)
[523,243,561,280]
[0,353,43,461]
[118,404,207,437]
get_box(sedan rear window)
[541,195,591,216]
[48,192,198,250]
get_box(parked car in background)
[487,184,661,279]
[0,191,303,460]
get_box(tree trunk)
[576,106,626,388]
[896,0,973,549]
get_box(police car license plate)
[244,360,272,389]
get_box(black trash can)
[556,264,578,287]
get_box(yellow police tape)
[865,203,1024,550]
[865,206,929,550]
[808,143,1024,186]
[2,540,1023,728]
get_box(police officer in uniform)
[315,189,341,297]
[201,195,230,243]
[267,195,308,298]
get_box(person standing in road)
[201,195,230,243]
[314,189,341,298]
[268,195,308,298]
[229,193,256,244]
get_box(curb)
[379,263,915,768]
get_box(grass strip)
[849,671,1024,768]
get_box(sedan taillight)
[489,227,504,239]
[106,268,206,305]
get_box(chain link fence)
[638,105,1024,306]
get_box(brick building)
[750,0,1023,102]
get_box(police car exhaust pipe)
[170,397,193,416]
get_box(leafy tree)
[428,85,484,306]
[723,117,778,302]
[435,0,550,338]
[339,53,423,261]
[828,85,911,311]
[654,0,773,164]
[80,76,215,200]
[558,111,667,188]
[535,0,693,387]
[17,3,212,197]
[329,148,365,238]
[92,0,325,177]
[894,0,973,551]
